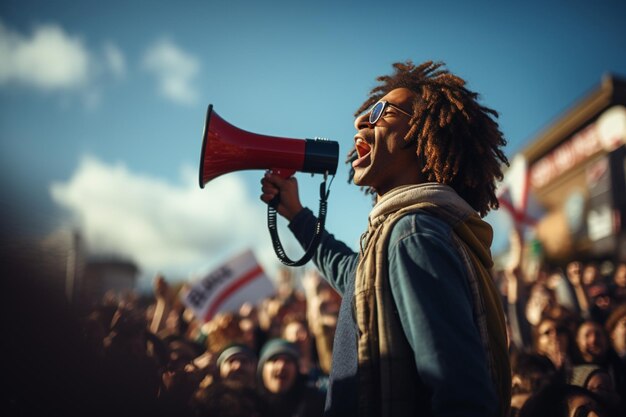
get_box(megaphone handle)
[267,168,296,209]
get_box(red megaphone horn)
[199,105,339,188]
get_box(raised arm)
[260,172,358,295]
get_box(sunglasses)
[369,100,413,124]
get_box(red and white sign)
[497,155,540,228]
[530,124,603,189]
[181,249,275,322]
[529,105,626,190]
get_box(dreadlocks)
[347,60,509,217]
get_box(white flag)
[182,249,275,322]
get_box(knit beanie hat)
[257,339,300,376]
[569,364,604,388]
[216,343,256,370]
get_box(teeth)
[355,138,371,158]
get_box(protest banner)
[181,249,275,322]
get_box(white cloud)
[142,38,199,106]
[49,156,287,282]
[0,20,90,89]
[0,20,126,108]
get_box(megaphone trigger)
[270,168,296,179]
[266,168,295,208]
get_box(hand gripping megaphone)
[198,104,339,266]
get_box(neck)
[375,175,425,199]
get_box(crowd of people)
[74,267,339,417]
[27,236,612,417]
[4,234,626,417]
[72,235,626,417]
[498,231,626,416]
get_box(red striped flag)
[181,249,275,322]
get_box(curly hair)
[347,60,509,217]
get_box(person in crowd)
[609,263,626,304]
[82,308,113,360]
[101,305,162,413]
[566,261,592,318]
[258,297,285,337]
[583,263,604,288]
[302,269,340,376]
[525,280,562,326]
[239,315,263,355]
[258,269,308,339]
[261,60,511,416]
[524,270,578,329]
[517,382,610,417]
[191,349,218,390]
[155,334,205,416]
[544,268,579,316]
[149,274,190,339]
[532,316,573,374]
[509,352,558,415]
[605,304,626,363]
[216,343,258,388]
[569,364,621,414]
[575,319,626,404]
[587,282,615,325]
[576,320,610,366]
[203,311,245,354]
[257,339,325,417]
[502,230,535,354]
[190,379,267,417]
[282,316,317,376]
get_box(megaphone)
[199,105,339,188]
[198,104,339,267]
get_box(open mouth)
[355,137,371,158]
[273,371,288,380]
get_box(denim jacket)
[289,207,497,417]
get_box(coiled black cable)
[267,173,333,266]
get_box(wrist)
[285,205,305,222]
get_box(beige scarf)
[355,183,511,417]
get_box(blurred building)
[82,257,139,307]
[518,74,626,263]
[37,229,86,302]
[39,229,140,310]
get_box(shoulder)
[388,210,454,249]
[386,211,472,304]
[386,210,467,279]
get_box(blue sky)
[2,0,626,289]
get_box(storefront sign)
[530,124,602,189]
[530,105,626,190]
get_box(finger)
[264,171,289,187]
[260,190,279,204]
[260,192,277,203]
[268,193,281,209]
[261,182,279,194]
